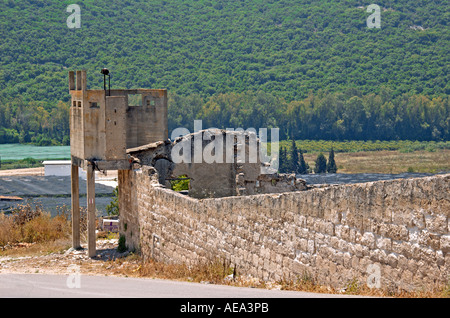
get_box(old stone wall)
[119,169,449,292]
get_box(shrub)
[22,214,69,243]
[170,175,190,192]
[106,187,119,216]
[327,149,337,173]
[0,214,16,247]
[290,139,300,174]
[0,204,70,248]
[118,234,127,253]
[11,203,43,226]
[314,153,327,173]
[298,149,309,174]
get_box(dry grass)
[303,149,450,174]
[0,238,72,258]
[0,204,72,252]
[100,254,449,298]
[103,257,236,284]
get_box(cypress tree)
[314,152,327,174]
[327,148,337,173]
[298,149,309,174]
[278,146,287,173]
[290,139,300,174]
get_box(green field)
[0,144,70,161]
[276,140,450,174]
[279,140,450,154]
[0,144,70,170]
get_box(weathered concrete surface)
[119,171,450,293]
[69,70,168,256]
[69,71,168,164]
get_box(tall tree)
[327,148,337,173]
[298,149,309,174]
[314,153,327,174]
[290,139,300,174]
[278,146,288,173]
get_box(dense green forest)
[169,89,449,141]
[0,0,448,144]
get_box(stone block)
[387,253,398,268]
[441,234,450,254]
[425,214,448,234]
[298,238,308,252]
[360,232,376,248]
[307,240,315,255]
[394,224,410,241]
[376,237,392,251]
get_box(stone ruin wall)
[119,167,450,293]
[125,130,308,199]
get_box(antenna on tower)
[101,68,110,96]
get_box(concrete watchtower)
[69,70,168,257]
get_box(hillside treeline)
[0,99,69,145]
[1,88,448,145]
[0,88,448,145]
[169,88,450,141]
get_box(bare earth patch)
[0,239,135,276]
[0,167,44,177]
[304,150,450,174]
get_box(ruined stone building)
[70,70,449,292]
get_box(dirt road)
[0,167,44,177]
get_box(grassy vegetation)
[302,150,450,174]
[0,204,71,250]
[0,157,43,170]
[279,140,450,154]
[274,140,450,174]
[170,175,191,192]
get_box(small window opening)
[169,175,190,193]
[128,94,142,107]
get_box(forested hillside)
[0,0,448,144]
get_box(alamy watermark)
[66,4,380,30]
[66,264,81,289]
[366,263,381,289]
[367,4,381,29]
[66,4,81,29]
